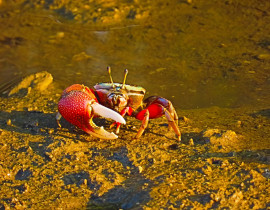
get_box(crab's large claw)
[57,84,126,140]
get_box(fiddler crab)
[56,67,181,141]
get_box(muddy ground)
[0,73,269,209]
[0,0,270,209]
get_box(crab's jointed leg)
[56,112,62,128]
[110,107,133,134]
[135,96,181,141]
[135,109,149,139]
[164,107,181,141]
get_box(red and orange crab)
[56,67,181,141]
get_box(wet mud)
[0,0,270,209]
[0,73,269,209]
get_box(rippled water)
[0,0,269,109]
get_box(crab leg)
[135,109,149,139]
[56,112,62,127]
[164,107,181,141]
[167,101,179,130]
[135,97,181,141]
[110,107,133,134]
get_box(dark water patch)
[15,168,32,181]
[188,193,211,205]
[168,143,179,150]
[205,150,270,165]
[0,203,4,210]
[88,174,152,210]
[252,109,270,119]
[54,7,75,20]
[0,36,24,47]
[28,139,53,162]
[62,171,101,191]
[14,184,26,193]
[262,169,270,179]
[107,147,135,170]
[90,146,136,170]
[0,111,59,135]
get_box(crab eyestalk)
[122,69,128,89]
[107,66,115,88]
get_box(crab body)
[93,68,181,141]
[94,83,145,112]
[56,67,181,141]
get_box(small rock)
[56,32,65,39]
[180,116,189,123]
[256,54,270,60]
[48,129,54,134]
[6,119,12,126]
[189,138,194,146]
[203,129,242,151]
[72,52,92,62]
[183,116,189,123]
[8,71,53,97]
[168,143,179,150]
[236,120,242,127]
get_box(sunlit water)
[0,1,269,109]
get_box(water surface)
[0,0,269,109]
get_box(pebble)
[257,54,270,60]
[48,129,54,134]
[8,71,53,97]
[236,120,242,127]
[56,32,65,39]
[6,119,12,126]
[189,138,194,146]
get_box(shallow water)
[0,0,270,109]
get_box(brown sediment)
[0,73,269,209]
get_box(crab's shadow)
[0,110,114,137]
[0,110,57,134]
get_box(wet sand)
[0,74,269,209]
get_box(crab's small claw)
[87,112,118,139]
[87,103,126,139]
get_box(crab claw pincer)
[57,84,126,139]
